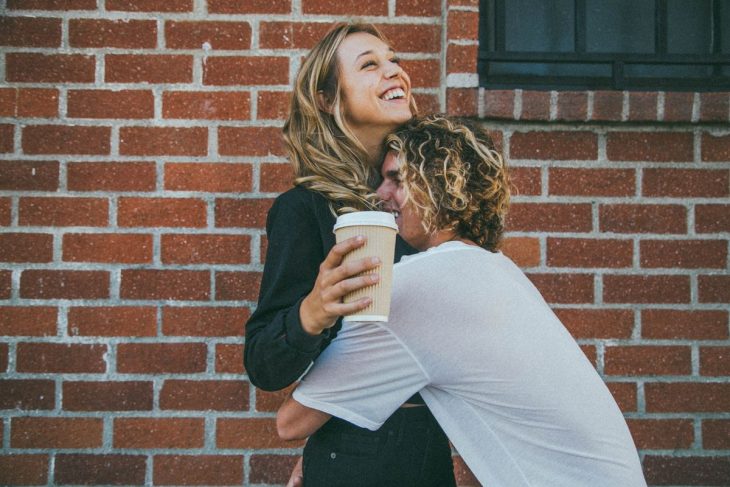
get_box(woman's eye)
[361,60,377,69]
[390,57,400,65]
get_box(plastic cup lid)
[333,211,398,232]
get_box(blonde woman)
[278,115,647,487]
[244,24,456,486]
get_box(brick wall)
[0,0,728,486]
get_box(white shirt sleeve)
[292,321,429,431]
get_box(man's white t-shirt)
[294,241,646,486]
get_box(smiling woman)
[243,23,457,487]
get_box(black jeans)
[302,406,456,487]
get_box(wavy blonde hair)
[283,22,417,214]
[387,115,510,252]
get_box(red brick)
[0,455,48,486]
[22,125,110,155]
[208,0,290,13]
[510,131,597,160]
[447,44,477,74]
[69,19,156,48]
[217,418,301,449]
[0,16,61,47]
[508,166,541,196]
[67,161,156,192]
[215,198,274,228]
[401,58,440,89]
[63,381,153,411]
[163,91,250,120]
[63,233,153,264]
[215,271,262,301]
[254,385,294,412]
[702,133,730,162]
[606,382,637,412]
[413,93,441,114]
[0,160,59,191]
[0,199,9,227]
[483,90,515,119]
[547,238,633,268]
[599,204,687,234]
[641,239,727,269]
[216,344,244,373]
[506,203,592,232]
[605,346,691,376]
[17,88,58,118]
[548,168,635,197]
[67,90,154,119]
[19,196,108,226]
[500,236,540,267]
[556,91,588,121]
[249,455,300,484]
[114,418,204,449]
[453,455,480,487]
[663,91,694,122]
[628,91,658,121]
[701,346,730,376]
[119,127,207,156]
[162,234,250,265]
[644,168,729,198]
[0,307,57,336]
[0,233,53,263]
[604,274,690,304]
[160,380,248,411]
[646,382,730,412]
[554,308,634,339]
[163,306,247,337]
[626,419,694,449]
[302,0,386,14]
[20,270,109,299]
[8,0,96,8]
[118,197,206,228]
[447,88,478,117]
[55,454,146,486]
[17,343,106,373]
[260,163,294,193]
[0,124,13,153]
[642,309,728,340]
[259,21,332,49]
[257,91,290,120]
[699,92,730,122]
[154,455,244,486]
[106,55,192,83]
[0,88,15,116]
[203,56,289,86]
[0,343,7,373]
[607,131,694,162]
[118,343,206,374]
[0,380,55,410]
[165,21,251,50]
[107,0,192,11]
[703,420,730,449]
[120,270,210,301]
[6,53,95,83]
[643,456,730,486]
[591,90,623,121]
[379,24,441,53]
[165,162,252,193]
[696,204,730,233]
[11,417,103,448]
[68,306,157,337]
[448,10,478,40]
[520,90,550,120]
[399,0,441,15]
[699,275,730,303]
[525,273,594,304]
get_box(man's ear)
[317,91,334,114]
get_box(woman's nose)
[383,61,403,79]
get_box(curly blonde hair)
[386,115,510,252]
[283,22,418,214]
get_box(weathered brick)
[165,21,251,50]
[18,88,59,117]
[0,199,10,227]
[628,91,658,121]
[67,161,156,192]
[0,307,57,336]
[447,44,477,74]
[107,0,192,11]
[663,92,694,122]
[69,19,156,48]
[379,24,441,53]
[19,196,108,226]
[525,273,594,304]
[203,57,289,86]
[0,88,15,116]
[163,306,247,337]
[153,455,244,486]
[215,198,274,228]
[22,125,110,155]
[0,270,10,298]
[119,127,207,156]
[302,0,386,14]
[217,418,301,449]
[11,417,103,448]
[0,16,61,47]
[642,309,728,340]
[160,380,248,411]
[626,419,693,449]
[0,124,13,153]
[702,133,730,162]
[0,344,7,373]
[520,90,550,121]
[640,239,727,269]
[401,59,440,89]
[554,308,634,339]
[20,270,109,299]
[0,160,59,191]
[0,233,53,263]
[8,0,96,9]
[643,168,729,198]
[106,55,193,83]
[447,10,479,40]
[397,0,442,16]
[55,454,146,486]
[165,162,252,193]
[604,275,690,304]
[643,456,730,486]
[249,455,300,484]
[68,306,157,337]
[114,418,205,449]
[118,343,207,374]
[259,21,331,49]
[700,346,730,376]
[215,344,244,374]
[63,381,153,411]
[17,343,106,373]
[604,346,691,376]
[500,237,540,267]
[446,88,478,117]
[507,166,541,196]
[0,380,55,410]
[556,91,588,121]
[259,163,294,193]
[163,91,250,120]
[256,91,290,120]
[510,131,597,160]
[118,197,206,228]
[696,204,730,233]
[699,92,730,122]
[699,275,730,303]
[506,203,592,232]
[599,204,687,234]
[215,271,262,301]
[0,455,48,486]
[6,53,95,83]
[607,131,694,162]
[483,89,515,119]
[120,270,210,301]
[453,455,480,487]
[703,420,730,449]
[591,90,623,121]
[63,233,153,264]
[548,168,635,197]
[547,238,633,268]
[67,90,154,119]
[606,382,637,412]
[646,383,730,412]
[208,0,290,13]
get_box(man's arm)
[277,393,332,441]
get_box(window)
[478,0,730,90]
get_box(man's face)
[376,151,430,250]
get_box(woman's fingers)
[321,235,365,270]
[323,255,381,288]
[325,273,379,301]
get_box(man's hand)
[286,456,303,487]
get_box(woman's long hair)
[283,22,417,214]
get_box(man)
[277,115,647,486]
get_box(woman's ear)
[316,91,334,114]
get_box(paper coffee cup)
[333,211,398,322]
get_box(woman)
[244,23,456,486]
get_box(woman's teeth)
[382,88,405,101]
